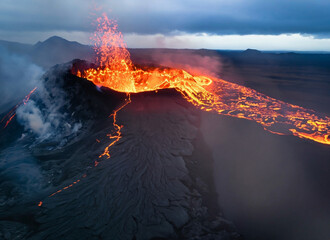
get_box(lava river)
[73,13,330,146]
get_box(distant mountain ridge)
[31,36,94,68]
[0,36,94,68]
[1,36,330,114]
[34,36,82,47]
[0,39,33,55]
[1,36,330,69]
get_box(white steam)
[151,50,223,78]
[0,46,44,113]
[16,83,82,145]
[16,100,51,137]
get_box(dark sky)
[1,0,330,50]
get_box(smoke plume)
[0,46,44,113]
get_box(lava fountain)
[72,13,330,146]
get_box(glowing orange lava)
[73,13,330,146]
[41,13,330,206]
[44,98,131,204]
[99,94,131,158]
[1,87,37,129]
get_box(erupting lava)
[73,13,330,146]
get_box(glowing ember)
[73,13,330,146]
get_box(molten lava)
[1,87,37,129]
[73,13,330,147]
[99,94,131,158]
[40,13,330,206]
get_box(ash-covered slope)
[0,60,241,240]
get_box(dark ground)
[0,37,329,240]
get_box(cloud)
[124,33,330,51]
[0,0,330,38]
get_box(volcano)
[0,61,241,239]
[70,14,330,146]
[1,58,329,239]
[0,12,330,240]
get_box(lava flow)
[0,87,37,129]
[72,13,330,145]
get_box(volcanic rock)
[0,61,241,240]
